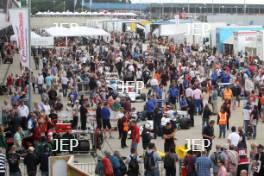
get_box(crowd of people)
[0,30,263,176]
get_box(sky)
[130,0,264,5]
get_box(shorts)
[103,119,111,129]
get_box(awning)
[224,36,235,45]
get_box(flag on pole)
[9,8,30,68]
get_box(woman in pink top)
[217,159,228,176]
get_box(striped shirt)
[0,153,6,173]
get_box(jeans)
[244,120,250,137]
[193,99,202,113]
[121,132,127,148]
[219,125,226,138]
[144,169,160,176]
[166,168,176,176]
[62,84,68,97]
[114,168,121,176]
[131,143,138,150]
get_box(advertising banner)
[9,8,29,67]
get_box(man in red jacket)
[130,120,140,151]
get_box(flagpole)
[28,0,32,112]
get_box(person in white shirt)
[17,100,29,118]
[193,87,203,114]
[185,86,193,98]
[61,75,69,97]
[37,73,44,94]
[227,126,241,147]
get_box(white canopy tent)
[10,31,54,47]
[45,26,110,37]
[45,26,110,47]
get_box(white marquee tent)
[45,26,110,37]
[10,31,54,46]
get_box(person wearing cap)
[24,146,39,176]
[252,145,264,176]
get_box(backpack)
[128,155,139,175]
[164,153,175,169]
[102,157,114,176]
[144,151,155,171]
[119,158,127,176]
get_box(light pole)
[64,1,65,11]
[199,6,202,14]
[235,6,238,14]
[188,0,190,14]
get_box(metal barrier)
[73,161,166,176]
[74,162,97,174]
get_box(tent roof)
[45,26,110,37]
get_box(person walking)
[252,144,264,176]
[227,126,241,148]
[39,144,51,176]
[101,102,113,138]
[164,147,178,176]
[210,145,227,176]
[24,147,39,176]
[217,107,228,138]
[144,143,161,176]
[237,145,250,176]
[250,105,259,139]
[153,104,162,138]
[187,96,195,127]
[195,150,212,176]
[242,102,252,138]
[130,120,140,151]
[0,147,6,176]
[163,122,175,153]
[202,120,216,153]
[7,146,21,176]
[120,112,129,148]
[217,158,228,176]
[202,104,213,128]
[80,98,88,130]
[211,86,219,114]
[126,148,141,176]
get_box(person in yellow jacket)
[217,107,228,138]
